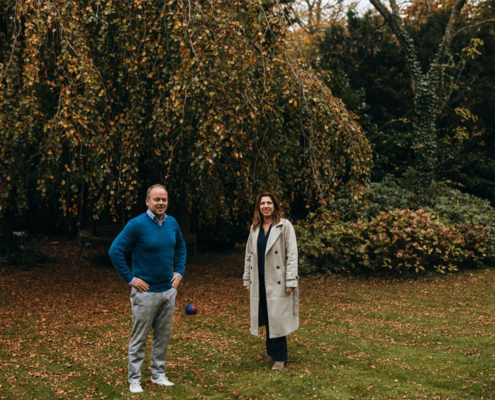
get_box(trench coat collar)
[252,219,284,256]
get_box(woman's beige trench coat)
[243,218,299,338]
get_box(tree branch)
[368,0,422,91]
[453,19,495,39]
[429,0,467,82]
[440,0,467,51]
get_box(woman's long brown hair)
[252,192,284,230]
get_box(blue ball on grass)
[186,304,197,315]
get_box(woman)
[243,192,299,371]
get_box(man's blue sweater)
[109,213,186,292]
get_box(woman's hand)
[286,287,293,293]
[245,286,250,291]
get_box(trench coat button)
[275,251,278,254]
[276,266,280,269]
[251,267,253,269]
[277,281,281,284]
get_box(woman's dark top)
[257,225,271,275]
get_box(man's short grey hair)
[146,184,168,199]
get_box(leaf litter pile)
[0,239,494,399]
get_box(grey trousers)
[128,287,177,383]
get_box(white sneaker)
[129,382,143,393]
[151,376,174,386]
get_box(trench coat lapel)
[265,221,283,255]
[252,227,260,258]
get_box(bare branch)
[389,0,400,15]
[441,0,468,52]
[429,0,467,79]
[453,19,495,39]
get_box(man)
[109,184,186,393]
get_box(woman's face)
[260,196,275,219]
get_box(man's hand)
[171,273,182,289]
[245,286,250,291]
[286,287,293,293]
[131,277,149,292]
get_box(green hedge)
[427,183,495,260]
[364,178,495,259]
[297,209,488,276]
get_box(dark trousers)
[259,274,288,362]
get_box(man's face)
[146,187,168,219]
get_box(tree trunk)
[369,0,467,197]
[412,77,439,195]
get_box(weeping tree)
[0,0,372,244]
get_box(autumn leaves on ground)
[0,240,494,400]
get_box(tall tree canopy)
[367,0,468,192]
[316,0,495,200]
[0,0,371,239]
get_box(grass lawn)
[0,239,494,399]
